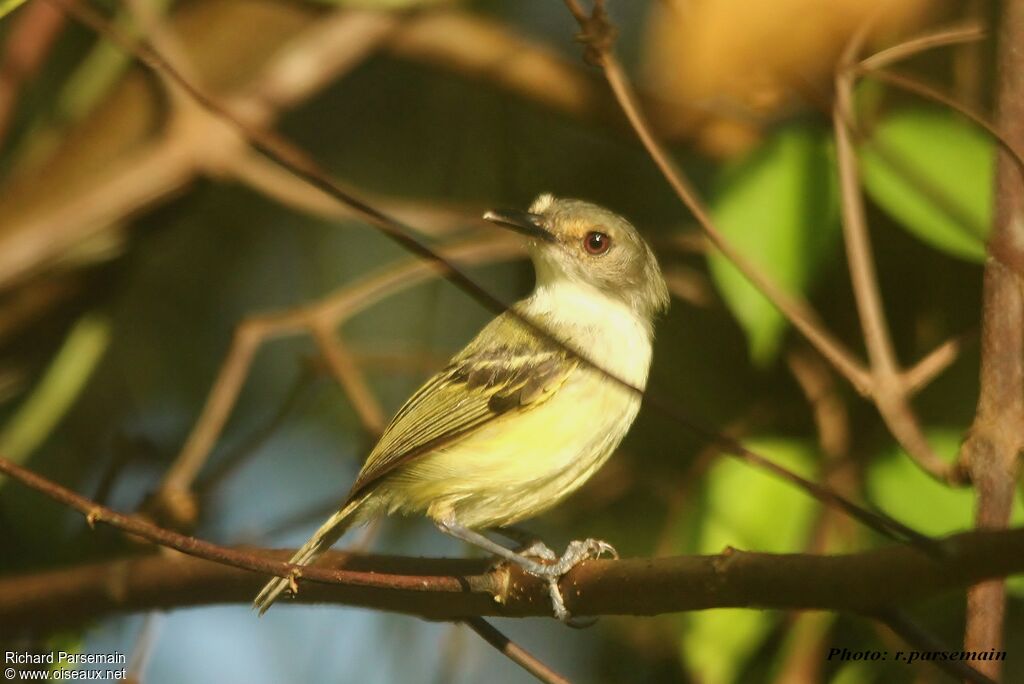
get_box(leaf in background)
[868,429,989,534]
[708,126,840,366]
[867,428,1024,595]
[0,313,110,487]
[681,437,819,682]
[860,108,994,262]
[830,661,872,684]
[0,0,29,21]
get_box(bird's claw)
[552,538,617,574]
[517,540,558,563]
[521,537,617,623]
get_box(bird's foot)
[516,539,558,563]
[523,538,618,623]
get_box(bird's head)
[484,194,670,322]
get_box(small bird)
[254,194,669,620]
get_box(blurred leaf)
[709,126,840,366]
[46,631,83,674]
[682,437,819,682]
[867,428,1024,595]
[830,661,873,684]
[860,108,994,262]
[0,0,29,21]
[866,428,1015,534]
[0,313,110,484]
[682,609,770,684]
[697,436,819,553]
[11,0,172,170]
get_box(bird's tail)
[253,494,366,615]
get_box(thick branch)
[3,456,1024,638]
[960,0,1024,673]
[3,528,1024,639]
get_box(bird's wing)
[348,311,578,497]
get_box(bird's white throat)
[522,276,654,389]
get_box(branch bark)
[3,456,1024,638]
[959,0,1024,677]
[3,528,1024,638]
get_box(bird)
[254,194,669,620]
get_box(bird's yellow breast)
[373,280,654,529]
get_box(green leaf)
[682,609,770,684]
[709,126,840,366]
[868,429,1024,533]
[0,314,111,488]
[860,108,994,262]
[830,661,873,684]
[867,429,1024,596]
[681,437,819,682]
[868,429,976,535]
[697,437,818,553]
[0,0,29,22]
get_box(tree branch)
[3,522,1024,637]
[561,0,873,396]
[3,456,1024,637]
[959,0,1024,676]
[463,618,571,684]
[834,30,965,485]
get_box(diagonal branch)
[858,21,985,71]
[560,1,970,488]
[464,618,572,684]
[859,68,1024,180]
[311,325,386,437]
[833,32,965,485]
[561,0,872,395]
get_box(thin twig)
[197,363,323,495]
[860,67,1024,181]
[464,618,572,684]
[902,332,971,396]
[775,350,853,683]
[228,151,472,236]
[858,21,985,71]
[311,325,386,436]
[877,609,996,684]
[786,348,849,461]
[559,1,949,547]
[0,455,496,597]
[834,31,965,485]
[562,0,872,395]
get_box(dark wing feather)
[348,311,577,497]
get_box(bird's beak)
[482,209,556,243]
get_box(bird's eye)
[583,231,611,255]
